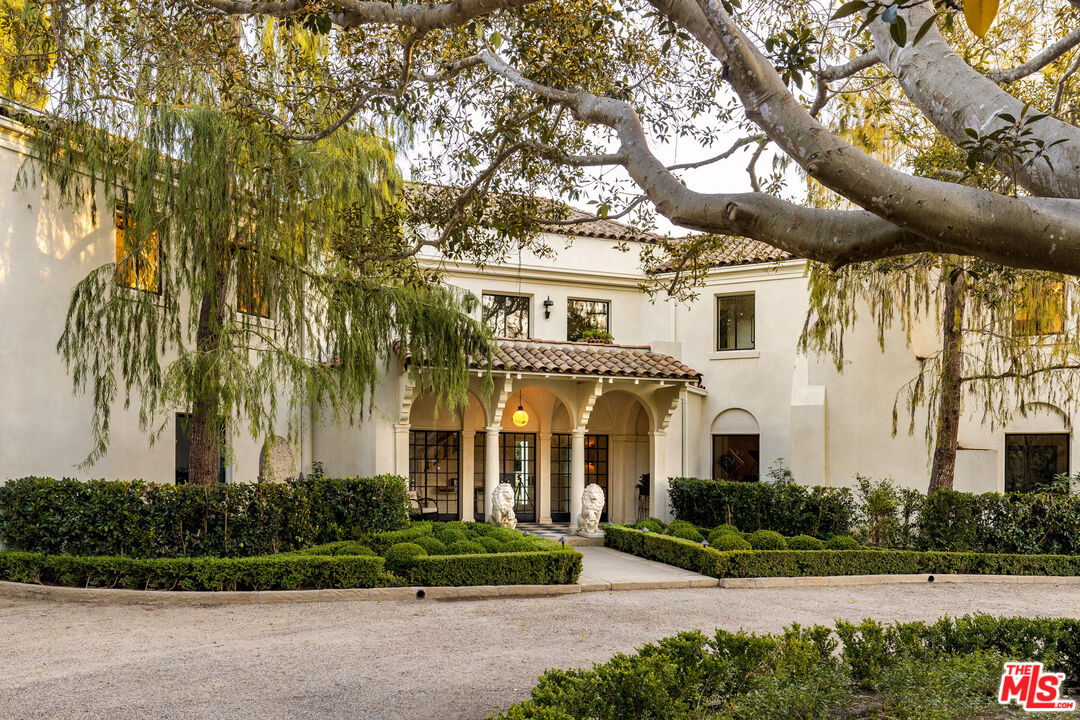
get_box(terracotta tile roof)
[650,236,795,272]
[476,339,703,382]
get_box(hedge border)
[605,525,1080,578]
[404,549,583,586]
[0,551,387,591]
[0,546,583,591]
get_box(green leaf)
[831,0,868,20]
[889,14,907,46]
[913,15,937,45]
[490,31,502,49]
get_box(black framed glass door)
[500,432,536,522]
[585,434,609,521]
[1006,433,1070,493]
[409,430,461,520]
[551,434,572,522]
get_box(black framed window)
[409,430,460,519]
[175,413,226,484]
[585,434,609,520]
[567,299,610,341]
[551,434,572,521]
[716,294,755,350]
[500,432,536,522]
[712,434,760,482]
[115,209,161,294]
[1006,433,1070,493]
[482,293,530,338]
[474,433,486,521]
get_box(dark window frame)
[711,433,760,482]
[716,293,756,351]
[1005,433,1070,493]
[499,432,537,522]
[550,433,572,522]
[114,209,163,295]
[567,298,611,341]
[409,430,461,520]
[482,293,531,339]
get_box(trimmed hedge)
[0,475,411,558]
[668,477,855,538]
[605,525,1080,578]
[496,615,1080,719]
[402,549,582,586]
[0,551,386,591]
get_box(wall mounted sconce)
[543,296,554,319]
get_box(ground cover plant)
[668,477,1080,555]
[495,615,1080,719]
[606,525,1080,580]
[0,520,582,591]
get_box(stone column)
[569,428,586,531]
[461,429,476,521]
[393,423,411,480]
[649,430,668,520]
[484,426,501,522]
[538,432,552,524]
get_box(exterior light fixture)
[512,389,529,427]
[543,296,554,319]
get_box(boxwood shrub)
[0,551,387,590]
[710,532,751,551]
[787,534,826,550]
[0,475,411,558]
[605,525,1080,579]
[747,529,787,550]
[404,549,582,587]
[495,615,1080,719]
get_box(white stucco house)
[1,109,1076,528]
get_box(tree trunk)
[929,268,966,493]
[188,271,230,486]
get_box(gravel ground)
[2,582,1079,720]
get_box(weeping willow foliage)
[19,104,493,469]
[801,255,1080,443]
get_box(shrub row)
[605,525,1080,578]
[496,615,1080,719]
[403,550,583,586]
[0,475,411,558]
[668,477,855,538]
[921,488,1080,555]
[669,477,1080,555]
[0,551,386,591]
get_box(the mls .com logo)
[998,662,1077,711]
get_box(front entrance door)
[500,432,537,522]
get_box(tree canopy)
[6,0,1080,276]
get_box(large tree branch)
[870,4,1080,199]
[987,28,1080,84]
[636,0,1080,273]
[194,0,538,31]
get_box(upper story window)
[567,299,610,342]
[114,211,161,294]
[236,252,271,319]
[716,293,755,351]
[482,293,530,338]
[1014,280,1065,336]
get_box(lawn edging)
[605,524,1080,578]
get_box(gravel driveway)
[3,582,1079,720]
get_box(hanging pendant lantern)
[512,390,529,427]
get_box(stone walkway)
[577,546,717,590]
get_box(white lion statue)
[578,483,606,535]
[490,482,518,529]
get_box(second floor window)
[114,211,161,294]
[717,293,755,350]
[567,299,610,341]
[483,293,530,338]
[236,252,271,319]
[1014,280,1065,336]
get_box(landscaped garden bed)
[606,523,1080,579]
[495,614,1080,719]
[0,477,581,591]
